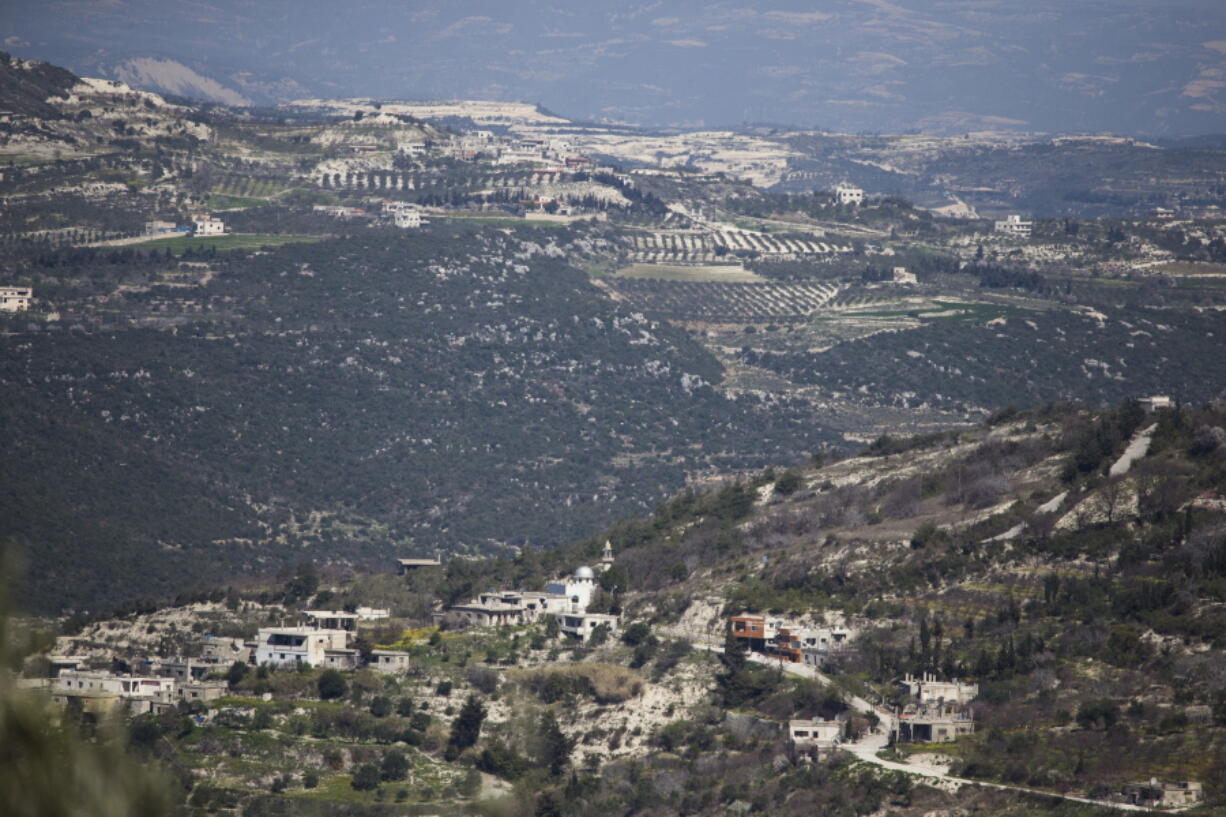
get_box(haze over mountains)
[6,0,1226,135]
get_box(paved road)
[659,624,1157,812]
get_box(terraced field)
[603,278,843,322]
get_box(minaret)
[599,540,614,573]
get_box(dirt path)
[1109,423,1157,477]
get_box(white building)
[0,286,33,312]
[192,215,226,236]
[300,610,359,632]
[891,267,917,285]
[559,612,619,642]
[545,566,600,614]
[900,672,978,704]
[1139,395,1173,412]
[788,717,845,755]
[994,214,1032,238]
[255,627,349,667]
[54,670,176,699]
[393,209,423,228]
[835,183,865,206]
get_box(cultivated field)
[613,263,765,283]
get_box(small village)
[14,539,1205,813]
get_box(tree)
[225,660,249,687]
[317,669,347,701]
[448,694,487,752]
[381,750,409,782]
[284,561,319,602]
[351,763,381,791]
[370,696,392,718]
[538,711,573,777]
[544,615,559,638]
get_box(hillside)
[13,399,1226,817]
[0,225,836,614]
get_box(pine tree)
[448,694,487,752]
[538,711,573,777]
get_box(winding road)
[658,623,1158,812]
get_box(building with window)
[0,286,33,311]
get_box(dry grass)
[509,662,643,703]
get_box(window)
[794,731,809,737]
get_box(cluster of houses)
[437,543,621,643]
[27,606,406,720]
[440,131,595,173]
[144,214,226,237]
[1115,779,1203,809]
[727,614,856,670]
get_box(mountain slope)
[0,225,835,614]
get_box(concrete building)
[370,649,412,674]
[322,649,362,670]
[254,627,349,667]
[900,673,978,704]
[891,267,918,285]
[0,286,33,312]
[835,183,865,206]
[897,701,974,743]
[301,610,360,632]
[994,214,1032,238]
[191,215,225,236]
[397,556,442,574]
[55,670,176,699]
[442,600,528,629]
[559,612,619,642]
[174,679,229,704]
[788,717,845,756]
[1117,780,1203,809]
[1139,395,1173,412]
[393,209,423,228]
[199,635,255,665]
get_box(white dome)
[574,566,595,580]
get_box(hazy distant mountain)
[5,0,1226,134]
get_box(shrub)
[395,697,415,717]
[380,750,409,781]
[351,763,381,791]
[317,669,347,701]
[369,696,392,718]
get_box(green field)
[844,299,1028,323]
[205,193,270,211]
[614,263,765,283]
[129,234,323,255]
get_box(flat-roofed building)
[301,610,360,632]
[559,612,619,642]
[255,627,349,667]
[993,214,1032,238]
[0,286,33,311]
[370,649,412,674]
[788,717,845,756]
